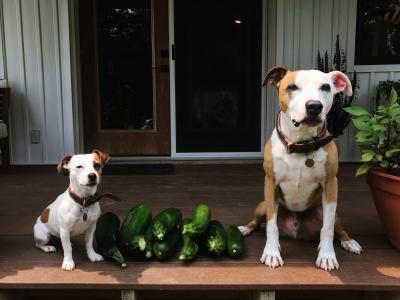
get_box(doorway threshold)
[110,156,263,165]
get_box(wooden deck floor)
[0,164,399,293]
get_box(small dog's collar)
[276,112,333,154]
[68,187,121,208]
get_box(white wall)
[0,0,77,164]
[268,0,400,161]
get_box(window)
[355,0,400,65]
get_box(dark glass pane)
[97,0,154,130]
[355,0,400,65]
[175,0,262,152]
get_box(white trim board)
[168,0,268,159]
[351,65,400,73]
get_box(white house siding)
[0,0,77,164]
[268,0,400,161]
[0,0,399,164]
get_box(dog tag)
[83,213,88,222]
[305,158,315,168]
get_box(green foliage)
[315,34,359,138]
[345,88,400,176]
[375,80,400,110]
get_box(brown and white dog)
[33,150,110,271]
[238,67,363,271]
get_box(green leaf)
[356,131,371,138]
[372,124,386,131]
[356,164,371,176]
[344,106,370,116]
[380,160,389,168]
[361,152,374,162]
[352,118,370,130]
[386,149,400,158]
[390,107,400,118]
[375,154,383,161]
[389,88,398,105]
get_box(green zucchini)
[205,220,226,255]
[182,203,211,236]
[95,212,127,268]
[118,204,152,253]
[152,208,182,240]
[143,218,156,258]
[226,225,245,258]
[179,218,199,261]
[153,228,181,260]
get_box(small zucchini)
[226,225,245,258]
[152,208,182,241]
[95,212,127,268]
[153,228,181,260]
[118,204,152,253]
[205,220,226,255]
[143,218,156,258]
[179,218,199,261]
[182,203,211,236]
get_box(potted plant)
[345,88,400,250]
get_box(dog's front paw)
[260,243,283,268]
[88,251,104,262]
[316,250,339,271]
[62,259,75,271]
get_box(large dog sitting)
[239,67,363,271]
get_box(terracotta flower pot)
[366,168,400,250]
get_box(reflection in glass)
[97,0,154,130]
[175,0,262,152]
[355,0,400,65]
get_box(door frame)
[168,0,268,159]
[71,0,269,159]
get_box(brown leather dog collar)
[68,187,121,208]
[276,112,333,154]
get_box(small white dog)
[33,149,111,271]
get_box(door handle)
[153,65,169,73]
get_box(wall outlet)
[30,129,41,144]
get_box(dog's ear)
[57,155,73,176]
[263,66,289,88]
[92,149,110,165]
[329,71,353,96]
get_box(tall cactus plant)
[316,35,359,138]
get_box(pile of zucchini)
[95,203,245,267]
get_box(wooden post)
[121,290,137,300]
[247,291,275,300]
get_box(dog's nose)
[305,100,323,115]
[88,173,97,181]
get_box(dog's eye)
[320,83,331,92]
[286,84,299,92]
[94,163,101,169]
[76,165,83,169]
